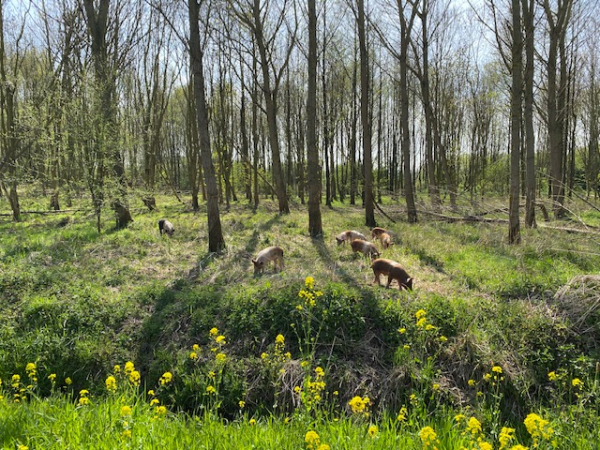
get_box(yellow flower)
[208,371,216,378]
[122,429,132,439]
[210,327,219,336]
[509,446,528,450]
[454,414,466,422]
[275,334,285,345]
[432,383,440,391]
[466,417,482,435]
[216,353,226,362]
[160,372,173,385]
[79,389,89,396]
[316,445,330,450]
[416,318,427,328]
[105,376,117,392]
[348,396,370,415]
[48,373,57,382]
[425,324,436,331]
[121,405,132,416]
[206,385,216,395]
[284,417,291,424]
[192,344,200,351]
[261,352,269,360]
[17,446,28,450]
[294,386,302,393]
[78,396,90,406]
[239,400,246,409]
[468,379,475,387]
[397,406,408,422]
[479,441,493,450]
[492,366,503,374]
[301,361,309,368]
[572,378,583,388]
[114,365,121,373]
[189,352,198,360]
[368,425,378,437]
[215,335,226,344]
[419,426,438,448]
[249,418,256,425]
[440,335,448,342]
[403,345,410,350]
[150,399,160,406]
[12,374,21,385]
[548,371,557,381]
[296,304,303,311]
[155,405,167,416]
[305,430,320,448]
[499,427,515,449]
[124,361,135,374]
[25,363,36,373]
[128,370,141,386]
[483,373,492,382]
[148,390,155,396]
[305,276,315,289]
[415,309,426,319]
[524,413,553,443]
[65,377,72,386]
[398,327,406,334]
[315,367,325,377]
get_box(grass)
[1,190,600,447]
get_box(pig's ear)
[252,259,257,265]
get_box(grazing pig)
[252,246,284,274]
[335,230,368,245]
[371,258,413,290]
[350,239,381,259]
[158,219,175,237]
[379,232,393,249]
[371,227,387,239]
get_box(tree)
[522,0,536,227]
[356,0,376,227]
[229,0,296,214]
[307,0,322,237]
[508,0,522,244]
[188,0,225,253]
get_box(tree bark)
[509,0,522,244]
[188,0,226,253]
[307,0,322,237]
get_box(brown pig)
[371,258,413,290]
[370,227,387,239]
[335,230,368,245]
[252,246,284,274]
[350,239,380,259]
[379,232,393,249]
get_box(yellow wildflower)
[499,427,515,449]
[419,426,438,449]
[192,344,200,351]
[368,425,378,437]
[189,352,198,360]
[275,334,285,344]
[397,406,408,422]
[479,441,493,450]
[398,327,406,334]
[210,327,219,336]
[65,377,72,386]
[416,318,427,328]
[454,414,466,422]
[348,396,370,415]
[468,379,475,387]
[114,365,121,373]
[128,370,141,386]
[415,309,426,319]
[305,430,320,449]
[48,373,57,382]
[122,429,132,439]
[150,399,160,406]
[215,335,226,344]
[261,352,269,360]
[78,396,90,406]
[440,336,448,342]
[432,383,440,391]
[492,366,503,374]
[216,353,226,362]
[105,376,117,392]
[160,372,173,385]
[315,367,325,377]
[239,400,245,409]
[572,378,583,388]
[25,363,36,373]
[305,276,315,289]
[121,405,132,417]
[466,417,482,435]
[547,371,557,382]
[155,405,167,416]
[316,445,330,450]
[17,446,28,450]
[249,418,256,425]
[124,361,135,374]
[148,390,155,396]
[524,413,553,445]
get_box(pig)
[335,230,368,245]
[158,219,175,237]
[252,246,284,274]
[370,227,387,239]
[371,258,413,290]
[350,239,380,259]
[379,232,393,249]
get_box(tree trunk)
[357,0,376,227]
[307,0,322,238]
[509,0,522,244]
[188,0,225,253]
[523,0,536,228]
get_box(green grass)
[1,191,600,447]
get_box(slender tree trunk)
[189,0,225,253]
[357,0,376,227]
[307,0,322,237]
[523,0,536,227]
[509,0,522,244]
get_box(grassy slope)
[1,194,600,408]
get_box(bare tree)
[228,0,297,214]
[307,0,322,237]
[189,0,225,252]
[356,0,376,227]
